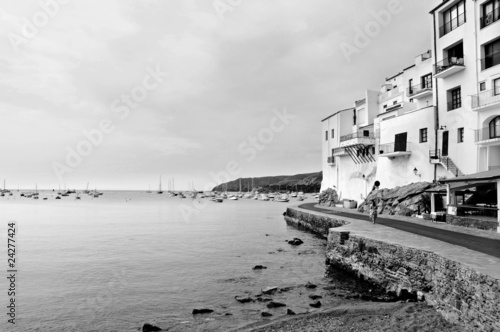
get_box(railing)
[420,50,432,61]
[480,8,500,29]
[474,125,500,142]
[434,57,465,74]
[481,50,500,71]
[332,147,347,155]
[471,88,500,110]
[407,82,433,97]
[439,12,466,37]
[378,87,402,103]
[327,157,335,164]
[448,100,462,111]
[340,131,375,143]
[429,149,441,160]
[429,149,464,177]
[378,142,411,154]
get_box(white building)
[322,0,500,208]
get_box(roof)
[439,169,500,184]
[321,108,354,122]
[430,0,452,14]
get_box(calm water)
[0,191,328,331]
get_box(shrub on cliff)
[319,188,340,207]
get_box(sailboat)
[238,179,243,198]
[33,184,39,199]
[157,176,163,194]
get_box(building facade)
[322,0,500,205]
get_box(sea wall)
[284,207,348,238]
[285,206,500,332]
[445,215,498,231]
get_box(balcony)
[378,142,412,158]
[480,8,500,29]
[481,50,500,71]
[327,156,336,165]
[332,147,348,156]
[471,89,500,112]
[474,125,500,146]
[378,87,402,103]
[439,12,466,37]
[407,83,433,99]
[434,57,465,78]
[339,131,375,148]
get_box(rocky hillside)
[212,172,322,193]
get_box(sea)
[0,191,330,332]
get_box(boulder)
[308,295,322,300]
[253,265,267,270]
[262,286,278,294]
[142,323,162,332]
[287,309,296,315]
[319,188,340,207]
[235,295,255,303]
[267,301,286,309]
[192,308,214,315]
[288,238,303,246]
[261,311,273,317]
[305,282,317,289]
[309,301,322,308]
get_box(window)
[449,87,462,110]
[480,82,487,91]
[484,39,500,70]
[325,131,328,141]
[422,73,432,89]
[458,127,464,143]
[331,129,334,138]
[481,0,500,28]
[410,98,414,103]
[419,128,428,143]
[489,116,500,138]
[447,42,464,63]
[494,78,500,95]
[441,1,466,36]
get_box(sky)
[0,0,440,190]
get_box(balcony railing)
[378,87,402,103]
[332,147,347,156]
[480,8,500,29]
[407,82,433,97]
[378,142,411,155]
[474,125,500,142]
[481,50,500,71]
[327,156,335,164]
[435,57,465,75]
[439,12,466,37]
[448,100,462,111]
[471,88,500,110]
[340,131,375,143]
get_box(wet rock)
[262,286,278,295]
[192,308,214,315]
[253,265,267,270]
[225,313,233,316]
[309,295,322,300]
[309,301,322,308]
[261,311,273,317]
[257,297,273,302]
[267,301,286,309]
[286,309,296,315]
[142,323,162,332]
[305,282,317,289]
[235,295,255,303]
[280,287,293,292]
[288,238,304,246]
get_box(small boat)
[228,195,238,200]
[211,197,223,203]
[157,176,163,194]
[275,194,289,203]
[55,196,61,200]
[258,194,270,201]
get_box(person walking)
[370,200,378,224]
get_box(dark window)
[489,116,500,138]
[420,128,428,143]
[480,82,486,91]
[441,0,466,36]
[410,98,414,103]
[449,87,462,110]
[331,129,334,138]
[331,149,335,156]
[325,131,328,141]
[481,0,500,28]
[448,42,464,62]
[458,128,464,143]
[495,78,500,95]
[484,39,500,70]
[363,130,370,137]
[408,78,413,94]
[422,73,432,88]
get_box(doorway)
[442,131,449,156]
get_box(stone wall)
[446,215,498,231]
[284,208,348,238]
[327,230,500,332]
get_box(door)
[394,132,407,152]
[442,131,449,156]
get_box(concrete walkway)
[293,203,500,280]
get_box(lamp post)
[413,167,422,181]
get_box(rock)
[225,313,233,316]
[318,188,340,207]
[280,287,293,292]
[309,295,322,300]
[309,301,322,308]
[235,295,255,303]
[142,323,162,332]
[262,286,278,294]
[267,301,286,309]
[253,265,267,270]
[305,282,317,289]
[257,297,273,302]
[287,309,296,315]
[192,309,214,315]
[261,311,273,317]
[288,238,304,245]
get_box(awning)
[439,169,500,184]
